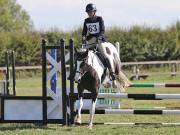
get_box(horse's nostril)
[75,80,78,83]
[75,79,81,83]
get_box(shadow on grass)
[65,128,73,131]
[0,123,57,131]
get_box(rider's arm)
[82,20,88,44]
[99,16,105,37]
[82,20,87,38]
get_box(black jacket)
[82,16,105,40]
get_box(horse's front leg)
[88,93,98,129]
[76,96,83,124]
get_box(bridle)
[75,69,88,82]
[75,57,89,83]
[74,47,98,83]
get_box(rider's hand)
[97,36,103,43]
[82,40,86,44]
[98,36,102,40]
[82,44,86,49]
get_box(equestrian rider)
[82,3,116,80]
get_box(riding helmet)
[86,3,97,12]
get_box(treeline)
[106,23,180,62]
[0,22,180,66]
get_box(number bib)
[86,22,100,34]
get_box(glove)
[97,36,103,41]
[97,36,103,43]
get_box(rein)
[75,70,88,80]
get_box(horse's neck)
[87,51,104,81]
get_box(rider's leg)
[97,44,116,80]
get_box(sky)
[17,0,180,31]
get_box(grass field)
[2,73,180,135]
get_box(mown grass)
[0,122,180,135]
[4,72,180,135]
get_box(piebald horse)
[74,42,130,129]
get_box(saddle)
[96,52,108,83]
[95,51,107,68]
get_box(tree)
[176,21,180,48]
[0,0,33,32]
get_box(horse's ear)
[82,49,88,57]
[80,48,88,56]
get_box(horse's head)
[74,48,89,83]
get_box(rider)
[82,3,116,80]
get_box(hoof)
[87,124,93,129]
[103,82,111,88]
[112,81,117,88]
[75,118,81,125]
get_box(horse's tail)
[116,71,132,92]
[113,54,132,92]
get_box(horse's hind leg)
[88,93,98,129]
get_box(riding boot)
[105,58,116,80]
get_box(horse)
[73,41,131,129]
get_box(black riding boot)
[96,45,116,80]
[105,58,116,80]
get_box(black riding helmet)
[86,3,97,12]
